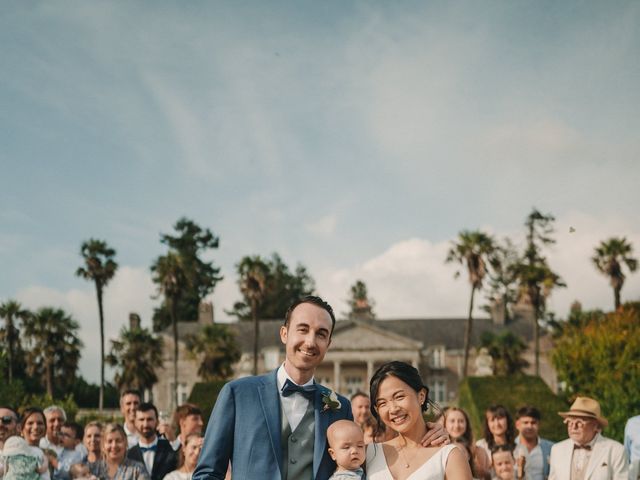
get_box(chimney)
[129,313,141,330]
[198,301,214,324]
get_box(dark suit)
[127,437,178,480]
[193,369,352,480]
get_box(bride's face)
[374,375,426,435]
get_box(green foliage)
[0,300,30,384]
[227,253,315,321]
[551,303,640,442]
[592,237,637,310]
[458,375,568,442]
[480,330,529,375]
[22,393,79,421]
[108,324,163,393]
[346,280,376,320]
[22,307,83,396]
[0,356,26,406]
[185,324,240,381]
[188,381,227,425]
[152,218,223,332]
[482,238,520,321]
[70,377,119,409]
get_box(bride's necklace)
[395,436,421,469]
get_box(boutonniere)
[320,388,341,412]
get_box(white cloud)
[305,214,337,237]
[15,266,155,382]
[316,211,640,320]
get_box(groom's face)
[280,302,332,375]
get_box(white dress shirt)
[277,364,314,432]
[124,423,139,448]
[137,437,158,475]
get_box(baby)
[327,420,366,480]
[491,445,525,480]
[1,436,48,480]
[68,463,97,480]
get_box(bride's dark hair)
[369,361,432,423]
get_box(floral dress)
[3,454,40,480]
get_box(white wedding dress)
[366,443,457,480]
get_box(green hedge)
[458,375,568,442]
[188,380,228,425]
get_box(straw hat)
[558,396,608,427]
[2,436,33,457]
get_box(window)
[431,346,446,369]
[171,383,189,405]
[430,379,446,403]
[344,376,364,397]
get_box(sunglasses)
[1,415,16,425]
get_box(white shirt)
[124,423,139,448]
[137,437,158,475]
[39,436,63,456]
[515,437,544,480]
[277,364,314,432]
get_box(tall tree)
[185,324,241,381]
[227,253,315,321]
[346,280,376,320]
[0,300,30,384]
[480,330,529,375]
[446,230,498,377]
[237,256,269,375]
[592,237,637,310]
[513,209,565,375]
[152,218,222,332]
[151,252,188,409]
[76,239,118,412]
[483,238,520,322]
[107,321,163,395]
[22,307,83,396]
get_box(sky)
[1,1,639,382]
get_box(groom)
[193,296,351,480]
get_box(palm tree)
[108,322,163,395]
[480,330,529,375]
[0,300,30,384]
[446,230,498,377]
[76,239,118,412]
[22,307,83,396]
[592,237,638,310]
[237,256,269,375]
[151,252,188,409]
[185,324,241,381]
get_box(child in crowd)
[491,445,526,480]
[327,420,366,480]
[50,423,84,480]
[68,463,97,480]
[1,436,48,480]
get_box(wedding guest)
[19,408,48,480]
[50,423,83,480]
[82,423,102,466]
[491,445,524,480]
[444,407,491,479]
[513,406,553,480]
[89,424,148,480]
[119,391,141,449]
[68,464,95,480]
[1,407,20,480]
[476,405,517,461]
[39,408,66,457]
[350,393,371,428]
[169,405,203,451]
[624,413,640,480]
[548,396,627,479]
[126,403,176,480]
[1,436,48,480]
[163,435,203,480]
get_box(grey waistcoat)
[281,400,315,480]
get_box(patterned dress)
[89,458,150,480]
[3,454,41,480]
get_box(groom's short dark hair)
[284,296,336,333]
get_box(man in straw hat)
[548,396,628,480]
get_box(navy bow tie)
[281,379,317,399]
[139,445,157,453]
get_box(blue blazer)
[193,370,352,480]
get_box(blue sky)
[1,1,639,381]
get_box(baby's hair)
[69,463,90,479]
[327,420,362,447]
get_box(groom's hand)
[420,422,450,447]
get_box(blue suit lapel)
[313,386,329,478]
[258,370,283,477]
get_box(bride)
[366,361,472,480]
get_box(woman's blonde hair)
[101,423,127,459]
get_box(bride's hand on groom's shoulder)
[419,422,451,447]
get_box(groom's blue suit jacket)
[193,369,352,480]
